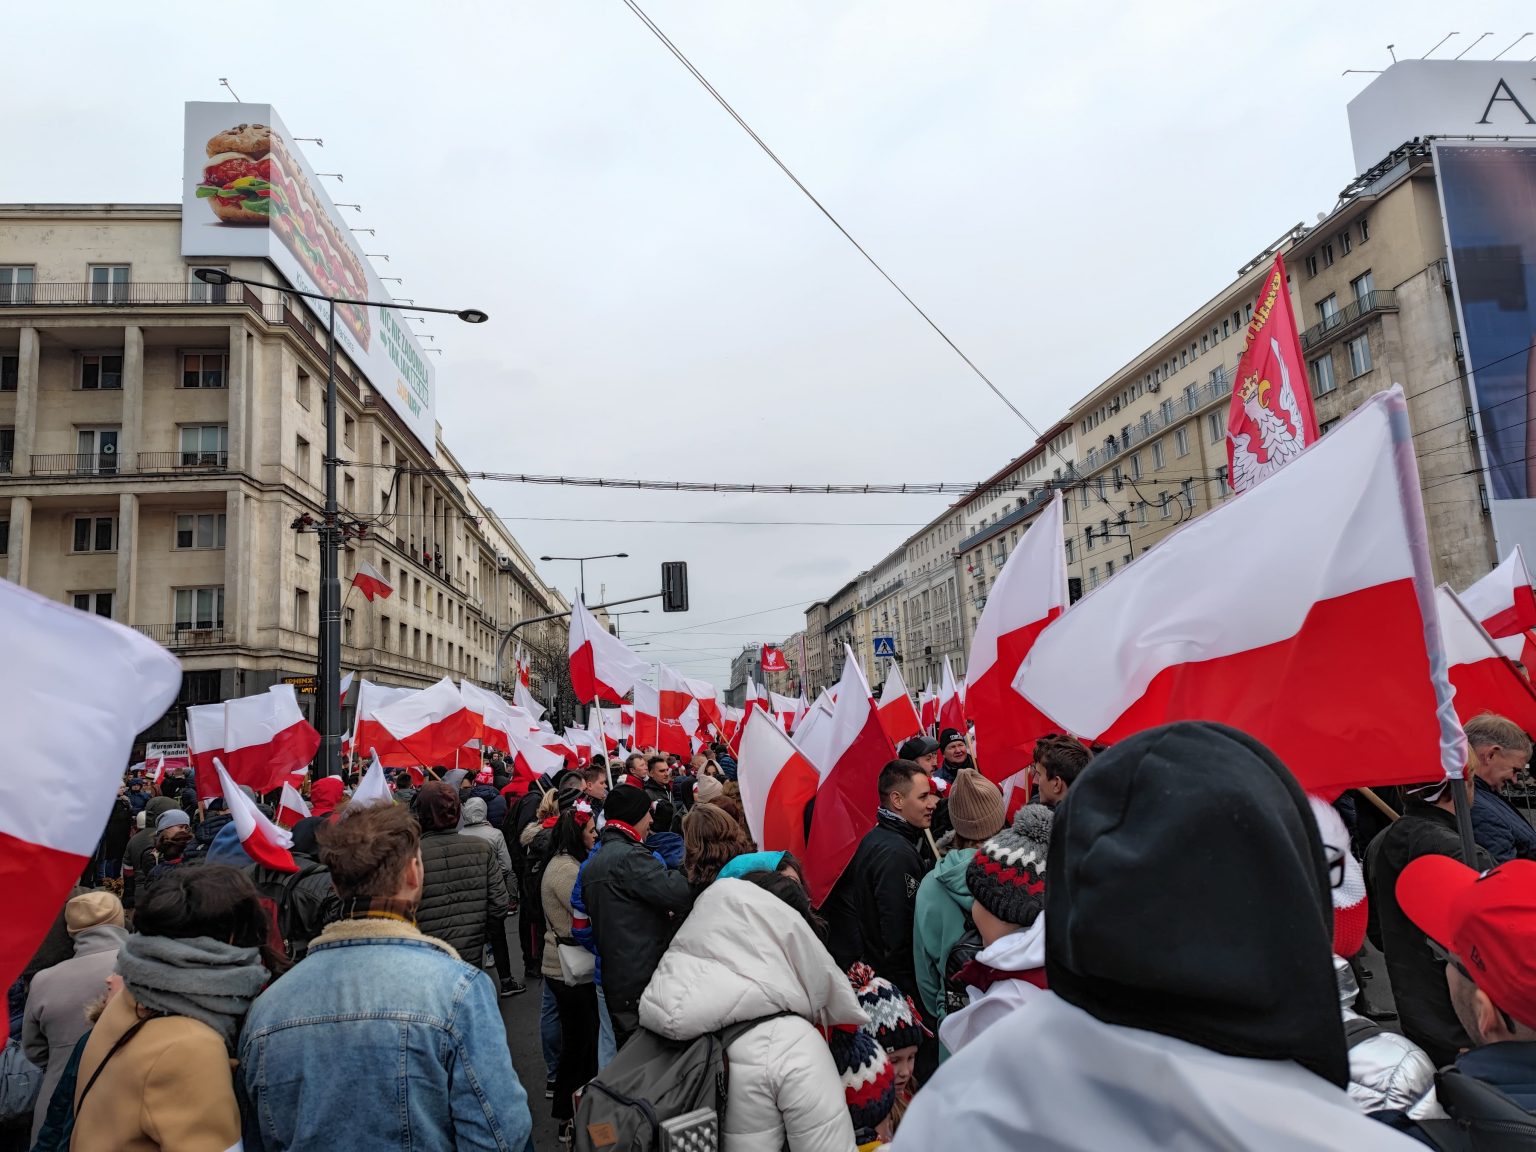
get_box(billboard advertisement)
[1348,62,1536,176]
[1435,142,1536,559]
[180,101,436,450]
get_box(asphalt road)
[493,920,563,1151]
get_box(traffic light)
[661,561,689,612]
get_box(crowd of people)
[4,717,1536,1150]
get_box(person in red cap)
[1387,857,1536,1141]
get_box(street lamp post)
[603,608,650,638]
[195,268,487,778]
[538,553,628,604]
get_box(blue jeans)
[596,986,617,1069]
[541,980,561,1080]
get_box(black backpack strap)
[75,1016,153,1121]
[1343,1016,1384,1049]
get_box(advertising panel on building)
[1434,141,1536,558]
[1347,61,1536,174]
[179,101,436,450]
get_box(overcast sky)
[3,2,1528,684]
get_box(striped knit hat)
[966,803,1053,927]
[848,962,931,1052]
[825,1022,895,1134]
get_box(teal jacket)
[912,847,976,1026]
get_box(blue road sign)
[873,635,896,658]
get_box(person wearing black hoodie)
[891,722,1418,1152]
[244,817,340,963]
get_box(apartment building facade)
[898,505,967,691]
[0,204,570,741]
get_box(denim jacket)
[238,917,533,1152]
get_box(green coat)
[912,846,976,1027]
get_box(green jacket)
[912,847,976,1025]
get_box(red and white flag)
[1460,548,1536,639]
[803,646,899,907]
[0,579,181,1038]
[876,661,922,747]
[633,681,660,751]
[760,645,789,673]
[1437,586,1536,732]
[568,599,649,705]
[687,677,723,735]
[351,751,393,807]
[150,756,167,791]
[222,685,322,794]
[1014,387,1464,795]
[461,681,517,754]
[186,702,226,787]
[514,642,531,689]
[1227,254,1319,493]
[793,691,838,772]
[938,657,966,736]
[275,781,311,829]
[351,560,393,602]
[737,708,819,857]
[353,680,418,768]
[658,665,698,756]
[513,676,545,724]
[339,671,355,705]
[919,684,938,733]
[966,492,1069,783]
[374,677,479,768]
[509,726,567,781]
[214,758,297,872]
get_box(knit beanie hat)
[155,808,191,833]
[604,783,652,827]
[415,781,461,832]
[66,891,125,934]
[695,774,725,806]
[825,1023,895,1135]
[848,962,930,1052]
[948,768,1005,842]
[966,803,1053,927]
[938,727,966,751]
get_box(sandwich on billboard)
[179,101,436,451]
[1435,142,1536,563]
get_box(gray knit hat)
[966,803,1053,927]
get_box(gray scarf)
[116,934,269,1051]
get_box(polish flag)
[1013,387,1465,796]
[186,702,226,792]
[214,758,297,872]
[737,708,819,857]
[794,691,838,774]
[938,657,966,736]
[514,642,531,689]
[633,681,660,751]
[351,560,393,602]
[509,727,567,781]
[0,579,181,1040]
[353,680,418,768]
[513,677,545,723]
[1460,548,1536,639]
[222,685,322,794]
[998,766,1034,823]
[770,691,801,718]
[339,671,355,705]
[1438,586,1536,732]
[275,781,311,828]
[804,646,899,907]
[351,751,393,807]
[877,661,922,747]
[569,599,649,705]
[919,684,938,733]
[966,492,1069,783]
[374,678,479,768]
[150,756,167,792]
[687,678,723,734]
[461,681,515,753]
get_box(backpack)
[249,860,329,961]
[0,1035,41,1122]
[574,1014,788,1152]
[943,921,983,1016]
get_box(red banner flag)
[1227,254,1319,493]
[760,645,788,673]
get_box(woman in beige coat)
[541,804,599,1142]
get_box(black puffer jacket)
[246,853,340,963]
[417,829,512,962]
[1366,799,1494,1067]
[821,810,927,1009]
[579,825,694,1032]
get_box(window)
[1310,354,1337,396]
[1359,216,1370,243]
[1245,302,1254,322]
[1317,295,1339,324]
[1088,567,1099,590]
[1174,427,1190,457]
[0,518,8,555]
[1129,452,1142,480]
[175,586,225,629]
[1152,440,1165,469]
[175,512,226,549]
[75,427,119,475]
[72,592,114,618]
[343,414,355,447]
[72,516,116,553]
[1105,559,1115,578]
[1207,411,1224,444]
[1346,335,1372,378]
[1321,242,1335,269]
[1201,334,1209,353]
[1160,492,1172,519]
[80,354,123,390]
[187,267,228,303]
[1320,417,1341,435]
[1351,270,1375,304]
[89,265,130,304]
[1136,501,1147,524]
[178,670,221,707]
[1,355,16,392]
[1222,318,1231,339]
[181,352,227,388]
[294,588,311,631]
[1305,254,1319,278]
[1079,483,1090,509]
[1160,399,1175,424]
[1085,526,1095,552]
[0,265,34,303]
[1339,230,1352,256]
[295,436,311,481]
[1064,538,1073,564]
[179,424,228,466]
[296,368,311,409]
[343,473,356,509]
[1181,479,1196,511]
[0,427,10,472]
[1217,465,1231,495]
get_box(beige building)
[856,546,906,695]
[899,505,967,690]
[802,600,829,694]
[0,203,571,743]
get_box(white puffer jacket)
[639,879,866,1152]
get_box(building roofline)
[0,203,183,218]
[957,419,1073,506]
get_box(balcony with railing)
[29,454,122,477]
[1077,373,1233,475]
[1300,289,1397,351]
[134,624,229,649]
[138,451,229,474]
